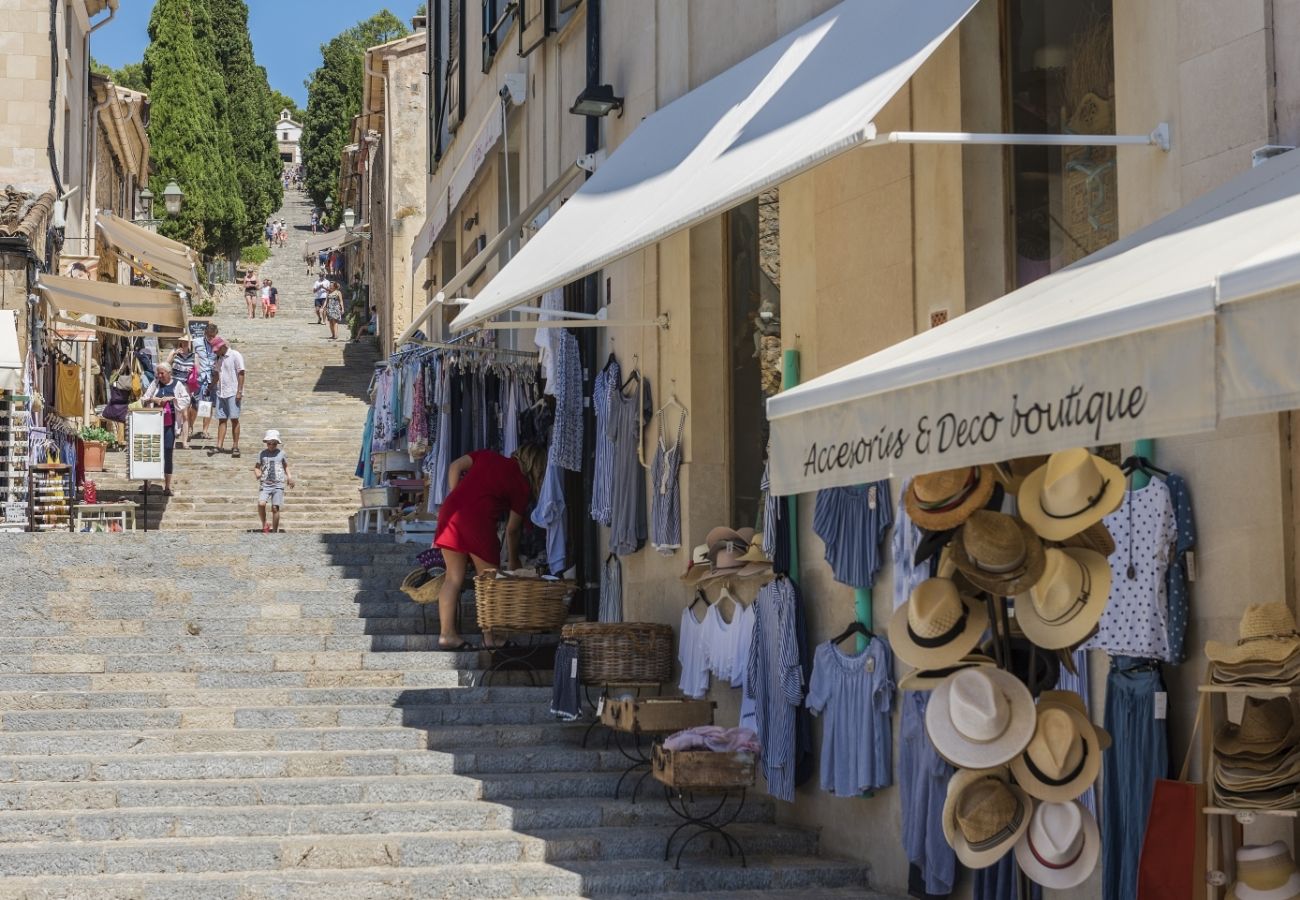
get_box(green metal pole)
[781,349,801,584]
[1132,438,1154,489]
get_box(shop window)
[518,0,551,56]
[482,0,516,73]
[446,0,466,132]
[1006,0,1116,288]
[726,190,782,529]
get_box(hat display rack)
[897,450,1127,891]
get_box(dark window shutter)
[518,0,549,57]
[447,0,465,129]
[557,0,580,12]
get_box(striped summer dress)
[746,576,803,802]
[649,407,686,555]
[598,554,623,623]
[589,359,620,526]
[812,482,893,589]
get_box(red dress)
[434,450,532,564]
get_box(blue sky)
[91,1,426,107]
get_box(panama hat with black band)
[890,578,989,670]
[1015,547,1112,650]
[1018,449,1126,542]
[1010,690,1110,802]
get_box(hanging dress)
[649,406,686,555]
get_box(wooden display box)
[652,744,756,790]
[601,697,714,734]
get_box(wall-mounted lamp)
[463,212,480,231]
[570,84,623,118]
[161,181,184,217]
[343,208,356,230]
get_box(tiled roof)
[0,187,56,245]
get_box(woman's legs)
[328,318,338,339]
[437,549,469,646]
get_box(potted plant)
[79,426,114,472]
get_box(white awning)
[303,230,346,258]
[451,0,977,331]
[95,211,201,294]
[410,198,447,275]
[37,275,187,331]
[766,149,1300,496]
[0,310,20,392]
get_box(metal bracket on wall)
[883,121,1172,152]
[475,309,669,331]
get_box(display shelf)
[1199,684,1300,695]
[28,464,73,533]
[0,393,29,530]
[1203,806,1298,819]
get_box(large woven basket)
[561,622,673,685]
[400,568,445,605]
[474,572,574,633]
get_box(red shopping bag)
[1137,692,1206,900]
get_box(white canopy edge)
[450,0,978,331]
[766,148,1300,496]
[96,211,201,295]
[398,160,586,346]
[303,230,346,258]
[0,310,20,393]
[37,275,187,331]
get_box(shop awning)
[95,211,201,294]
[37,275,187,331]
[450,0,977,331]
[410,204,445,274]
[303,230,346,258]
[0,310,20,392]
[766,149,1300,496]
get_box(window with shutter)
[518,0,549,57]
[447,0,465,129]
[481,0,515,73]
[557,0,580,13]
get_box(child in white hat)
[254,429,294,533]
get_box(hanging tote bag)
[1137,689,1207,900]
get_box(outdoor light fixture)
[325,197,334,212]
[161,182,184,217]
[343,208,356,230]
[570,84,623,118]
[138,187,154,218]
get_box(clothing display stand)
[0,393,30,532]
[579,683,665,749]
[28,463,73,532]
[602,698,715,804]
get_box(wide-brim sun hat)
[993,455,1049,494]
[1014,799,1101,889]
[905,466,996,531]
[1207,602,1300,666]
[263,429,281,444]
[1009,690,1110,802]
[942,767,1032,868]
[1017,449,1126,541]
[889,578,989,670]
[1214,695,1300,761]
[950,511,1046,597]
[926,667,1036,769]
[1014,547,1112,650]
[1059,520,1117,558]
[899,653,997,692]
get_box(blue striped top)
[813,482,893,589]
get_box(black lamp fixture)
[570,83,623,118]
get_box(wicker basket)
[561,622,674,685]
[400,568,445,605]
[474,572,574,633]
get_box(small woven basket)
[474,572,574,633]
[400,568,445,605]
[560,622,673,685]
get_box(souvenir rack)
[28,463,74,532]
[0,393,30,531]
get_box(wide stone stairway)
[0,533,878,898]
[94,190,376,532]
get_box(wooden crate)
[601,697,714,734]
[652,744,756,790]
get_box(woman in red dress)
[434,443,546,649]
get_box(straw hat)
[942,767,1031,868]
[950,511,1046,597]
[735,535,774,578]
[926,667,1036,768]
[1059,521,1117,558]
[905,466,996,531]
[706,527,753,571]
[1229,842,1300,900]
[1214,696,1300,761]
[1015,548,1112,650]
[1207,603,1300,666]
[1010,690,1110,802]
[679,544,712,584]
[1014,799,1101,889]
[1017,449,1126,541]
[899,654,996,693]
[889,578,989,670]
[994,455,1049,494]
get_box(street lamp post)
[134,182,184,232]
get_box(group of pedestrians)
[265,218,289,248]
[241,271,279,319]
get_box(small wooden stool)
[356,506,395,533]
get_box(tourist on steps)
[141,363,185,497]
[193,323,219,444]
[431,444,546,651]
[242,270,259,319]
[165,336,196,450]
[325,281,345,340]
[312,274,330,324]
[254,430,294,534]
[207,338,245,459]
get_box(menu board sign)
[127,410,165,481]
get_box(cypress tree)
[210,0,283,247]
[143,0,245,256]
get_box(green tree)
[269,89,305,122]
[301,10,409,216]
[143,0,246,255]
[91,58,148,92]
[210,0,283,247]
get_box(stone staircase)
[91,191,377,532]
[0,532,878,898]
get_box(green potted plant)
[79,425,114,472]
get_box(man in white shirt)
[312,276,330,325]
[207,337,246,459]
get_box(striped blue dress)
[649,408,686,554]
[746,577,803,802]
[589,360,620,526]
[812,482,894,589]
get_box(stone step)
[0,649,482,675]
[0,615,440,638]
[0,745,629,782]
[0,668,479,692]
[564,857,871,896]
[0,702,571,731]
[0,726,446,756]
[0,684,551,711]
[0,633,450,655]
[0,600,447,623]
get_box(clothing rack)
[417,340,539,359]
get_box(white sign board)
[127,410,165,482]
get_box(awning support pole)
[884,122,1172,152]
[1132,438,1155,490]
[782,349,801,586]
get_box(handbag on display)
[1137,691,1207,900]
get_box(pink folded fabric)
[663,725,762,755]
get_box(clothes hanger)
[1121,455,1170,478]
[688,588,711,612]
[831,619,873,647]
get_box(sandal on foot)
[436,640,475,652]
[231,448,241,458]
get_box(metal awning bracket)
[883,121,1172,152]
[473,311,669,331]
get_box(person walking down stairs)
[254,429,294,534]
